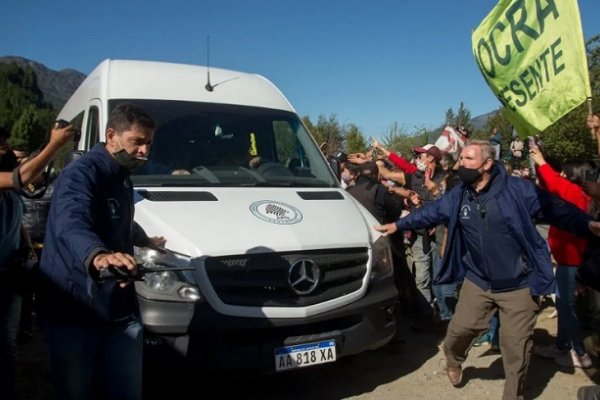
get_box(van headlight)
[134,247,203,302]
[370,236,394,282]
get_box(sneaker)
[556,350,593,369]
[534,344,567,359]
[473,334,491,347]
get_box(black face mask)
[112,139,147,171]
[457,166,482,185]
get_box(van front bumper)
[139,277,398,372]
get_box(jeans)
[406,236,433,317]
[555,265,586,355]
[45,317,143,400]
[0,274,22,400]
[432,255,457,321]
[492,143,501,160]
[485,312,500,345]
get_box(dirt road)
[16,302,599,400]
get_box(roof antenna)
[205,35,214,92]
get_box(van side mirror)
[327,155,342,181]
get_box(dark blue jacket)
[40,144,149,322]
[395,163,592,295]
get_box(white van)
[57,59,398,373]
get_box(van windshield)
[110,100,337,188]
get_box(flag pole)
[588,97,599,140]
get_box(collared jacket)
[347,176,403,224]
[394,163,592,296]
[40,143,149,322]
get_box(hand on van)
[147,236,167,252]
[92,252,138,287]
[373,222,398,237]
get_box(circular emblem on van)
[249,200,303,225]
[288,259,320,295]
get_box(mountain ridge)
[0,55,86,110]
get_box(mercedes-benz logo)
[288,259,320,295]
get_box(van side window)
[87,106,100,147]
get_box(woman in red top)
[531,147,595,369]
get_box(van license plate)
[274,340,336,372]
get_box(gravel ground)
[16,301,600,400]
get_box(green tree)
[542,106,596,163]
[454,102,473,133]
[10,105,55,151]
[442,103,474,136]
[0,61,56,154]
[539,35,600,164]
[588,34,600,106]
[380,122,426,158]
[345,123,368,154]
[0,62,47,130]
[311,114,344,156]
[445,108,455,126]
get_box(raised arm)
[0,123,74,190]
[372,139,417,174]
[587,114,600,157]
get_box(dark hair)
[0,126,10,139]
[107,103,155,134]
[440,153,455,169]
[12,145,28,153]
[0,150,18,172]
[561,160,596,185]
[357,161,380,182]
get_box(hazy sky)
[2,0,599,137]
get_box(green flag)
[472,0,591,137]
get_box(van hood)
[133,188,378,257]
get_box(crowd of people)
[338,118,600,400]
[1,110,600,400]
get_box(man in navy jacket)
[375,140,600,400]
[40,103,165,400]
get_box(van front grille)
[204,248,368,307]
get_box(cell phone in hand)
[55,119,82,143]
[370,146,377,161]
[527,136,538,150]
